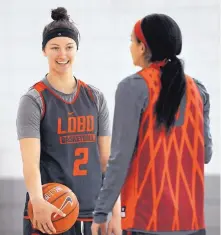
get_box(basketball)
[28,183,79,234]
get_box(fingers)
[32,205,65,234]
[43,221,57,234]
[38,222,47,234]
[100,224,107,235]
[32,219,37,230]
[107,225,112,235]
[91,228,98,235]
[33,219,55,234]
[107,221,114,235]
[91,223,100,235]
[107,221,122,235]
[53,208,66,218]
[46,220,57,234]
[41,223,52,234]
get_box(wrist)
[112,205,121,217]
[112,196,121,216]
[30,195,44,204]
[112,208,121,217]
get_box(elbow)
[204,147,212,164]
[23,163,39,175]
[205,156,212,164]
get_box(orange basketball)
[28,183,79,234]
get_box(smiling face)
[43,37,77,75]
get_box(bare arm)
[98,136,111,173]
[19,138,43,201]
[16,94,43,201]
[16,93,64,234]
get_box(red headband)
[134,20,148,47]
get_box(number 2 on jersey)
[73,148,88,176]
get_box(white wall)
[0,0,220,177]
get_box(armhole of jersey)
[79,80,96,104]
[190,77,204,103]
[33,82,47,120]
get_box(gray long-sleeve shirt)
[93,73,212,235]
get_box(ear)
[140,42,146,54]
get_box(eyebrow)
[49,43,74,46]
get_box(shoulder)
[24,87,41,100]
[86,84,104,100]
[21,79,47,100]
[191,77,210,105]
[117,73,148,101]
[114,73,148,111]
[192,78,208,93]
[19,82,45,114]
[81,82,107,113]
[118,72,144,88]
[85,83,107,106]
[18,84,41,105]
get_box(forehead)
[47,37,76,46]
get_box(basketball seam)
[28,186,70,218]
[50,191,71,205]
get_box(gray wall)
[0,176,219,234]
[0,0,220,234]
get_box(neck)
[139,59,166,70]
[139,60,151,69]
[46,70,77,94]
[140,62,151,69]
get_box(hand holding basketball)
[28,183,79,234]
[31,197,66,234]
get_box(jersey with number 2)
[29,80,102,219]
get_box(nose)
[58,48,67,57]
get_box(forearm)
[94,154,130,223]
[17,94,43,202]
[98,136,111,173]
[20,138,43,202]
[100,157,108,173]
[93,80,143,223]
[23,164,43,201]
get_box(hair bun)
[51,7,69,21]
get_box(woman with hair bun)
[17,7,121,235]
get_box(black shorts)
[23,218,93,235]
[122,229,206,235]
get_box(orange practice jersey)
[121,65,205,232]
